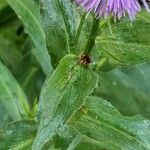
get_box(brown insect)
[79,54,91,65]
[80,106,88,114]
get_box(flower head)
[76,0,150,20]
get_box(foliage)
[0,0,150,150]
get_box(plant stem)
[84,18,100,55]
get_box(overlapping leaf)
[96,11,150,66]
[69,96,150,150]
[32,54,97,149]
[40,0,79,67]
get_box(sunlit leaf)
[33,54,97,149]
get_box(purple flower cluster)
[76,0,150,20]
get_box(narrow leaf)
[0,61,29,121]
[7,0,53,75]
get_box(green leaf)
[32,54,97,149]
[56,125,82,150]
[0,103,11,128]
[41,0,79,67]
[95,63,150,119]
[0,61,29,121]
[0,120,37,150]
[7,0,53,76]
[69,96,150,150]
[0,5,16,26]
[97,11,150,66]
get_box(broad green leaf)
[0,120,37,149]
[32,54,97,149]
[7,0,53,75]
[95,63,150,119]
[97,11,150,66]
[40,0,79,67]
[69,96,150,150]
[0,61,29,121]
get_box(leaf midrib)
[12,139,33,150]
[83,114,147,149]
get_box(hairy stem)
[84,18,100,55]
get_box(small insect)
[79,54,91,65]
[80,106,88,114]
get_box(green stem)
[84,18,100,55]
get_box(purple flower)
[76,0,150,20]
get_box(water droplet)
[112,81,117,86]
